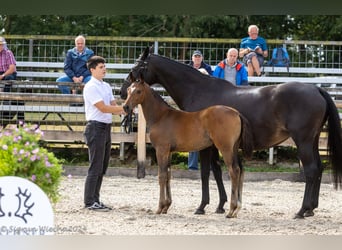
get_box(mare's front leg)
[210,146,227,213]
[195,147,212,214]
[155,147,172,214]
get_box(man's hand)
[72,76,82,83]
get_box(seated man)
[0,36,24,126]
[239,25,268,76]
[56,35,94,94]
[213,48,248,86]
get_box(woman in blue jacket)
[56,35,94,94]
[213,48,248,86]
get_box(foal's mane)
[146,83,175,110]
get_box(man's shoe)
[86,202,110,212]
[188,167,198,171]
[99,202,112,210]
[70,103,84,107]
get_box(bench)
[15,61,133,82]
[14,62,342,89]
[0,91,138,149]
[249,66,342,85]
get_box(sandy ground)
[53,174,342,235]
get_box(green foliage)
[2,15,342,41]
[50,147,88,165]
[171,152,189,165]
[0,123,64,203]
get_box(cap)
[192,50,202,56]
[0,37,6,45]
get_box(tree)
[1,15,342,41]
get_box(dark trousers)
[83,120,112,206]
[0,72,24,127]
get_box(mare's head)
[120,46,152,99]
[123,77,147,114]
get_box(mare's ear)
[128,71,134,83]
[138,71,145,83]
[141,47,150,60]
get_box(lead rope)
[121,112,135,134]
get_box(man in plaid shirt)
[0,36,17,81]
[0,36,23,126]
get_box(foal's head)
[123,78,146,114]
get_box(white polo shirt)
[83,76,115,124]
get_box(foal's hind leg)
[225,153,242,218]
[237,155,245,213]
[155,149,172,214]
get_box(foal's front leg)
[156,149,172,214]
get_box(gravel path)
[54,174,342,235]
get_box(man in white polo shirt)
[83,55,126,212]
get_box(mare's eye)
[137,90,141,94]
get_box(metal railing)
[4,35,342,70]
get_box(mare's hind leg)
[210,146,228,214]
[195,147,212,214]
[155,149,172,214]
[294,140,323,219]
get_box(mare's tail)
[319,87,342,189]
[239,113,254,158]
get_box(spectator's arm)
[3,64,16,76]
[239,48,250,58]
[64,52,75,78]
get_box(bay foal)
[123,78,253,218]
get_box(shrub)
[0,123,64,203]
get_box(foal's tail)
[239,113,254,159]
[319,87,342,189]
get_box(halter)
[120,111,137,134]
[130,55,150,81]
[121,55,149,134]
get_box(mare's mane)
[150,53,213,79]
[148,53,239,89]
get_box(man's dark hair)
[87,55,106,70]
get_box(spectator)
[187,50,213,171]
[213,48,248,86]
[83,55,126,212]
[239,25,268,76]
[0,36,24,126]
[56,35,94,94]
[0,37,17,81]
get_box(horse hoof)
[194,209,205,215]
[304,210,314,217]
[225,214,236,219]
[293,213,305,219]
[215,207,225,214]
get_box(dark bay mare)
[120,47,342,219]
[123,77,253,217]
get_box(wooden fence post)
[137,104,146,178]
